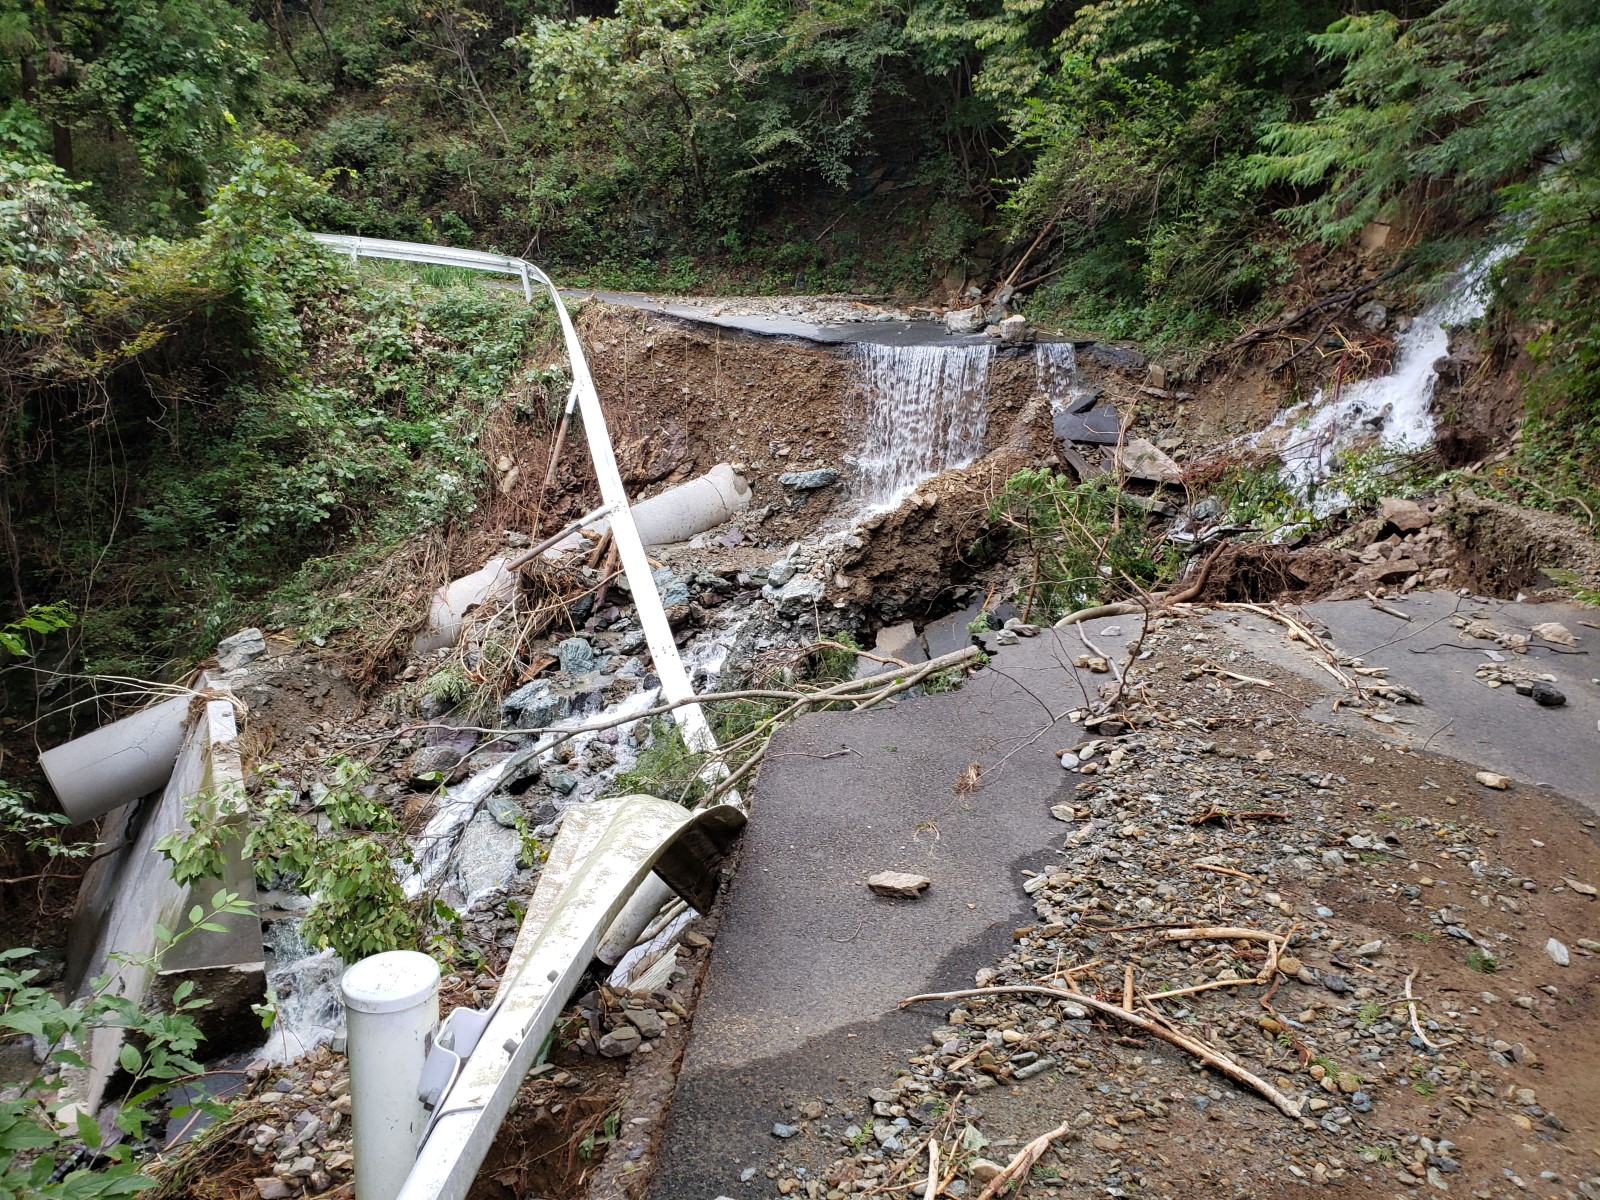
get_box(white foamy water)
[1033,341,1080,414]
[854,343,993,509]
[1262,246,1516,508]
[258,919,343,1064]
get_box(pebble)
[1546,938,1570,966]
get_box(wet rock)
[868,871,931,899]
[558,637,597,675]
[766,558,797,587]
[217,627,267,672]
[1053,402,1122,446]
[652,566,691,608]
[498,744,543,794]
[1081,343,1147,371]
[546,770,581,796]
[1356,301,1388,330]
[1530,681,1566,707]
[454,811,521,899]
[768,576,826,615]
[997,314,1029,344]
[406,744,466,788]
[486,795,522,828]
[1114,438,1182,484]
[503,683,571,730]
[779,468,841,490]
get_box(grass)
[1466,949,1498,974]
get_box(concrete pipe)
[343,951,442,1200]
[38,694,191,825]
[615,464,752,547]
[413,558,517,655]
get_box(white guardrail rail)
[313,235,744,1200]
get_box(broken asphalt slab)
[648,633,1120,1200]
[1214,591,1600,814]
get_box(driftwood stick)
[976,1118,1074,1200]
[922,1137,940,1200]
[901,985,1308,1124]
[1122,964,1135,1011]
[1404,970,1441,1050]
[1364,591,1412,621]
[1190,862,1257,881]
[1163,926,1280,944]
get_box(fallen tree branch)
[1053,601,1150,629]
[901,984,1309,1123]
[1215,265,1405,359]
[1187,808,1290,826]
[1364,591,1412,621]
[976,1118,1073,1200]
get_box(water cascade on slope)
[1032,341,1082,415]
[259,919,344,1064]
[854,343,994,509]
[1262,246,1516,511]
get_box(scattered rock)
[598,1026,642,1057]
[867,871,932,899]
[1114,438,1182,484]
[217,627,268,672]
[1377,498,1431,533]
[778,468,841,490]
[1530,621,1578,647]
[1546,938,1570,967]
[997,314,1030,344]
[405,744,466,788]
[557,637,597,675]
[772,1122,799,1139]
[1474,771,1510,790]
[253,1180,293,1200]
[945,305,985,335]
[1529,681,1566,707]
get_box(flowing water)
[854,343,994,509]
[1262,246,1516,510]
[259,919,344,1064]
[1032,341,1081,415]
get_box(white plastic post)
[341,952,442,1200]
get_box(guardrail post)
[342,952,442,1200]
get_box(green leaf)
[118,1042,142,1074]
[75,1107,102,1149]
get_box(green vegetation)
[0,892,255,1200]
[1466,948,1498,974]
[0,142,557,679]
[156,756,424,961]
[990,469,1178,621]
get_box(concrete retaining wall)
[63,691,264,1113]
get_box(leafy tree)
[0,0,263,222]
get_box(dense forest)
[0,0,1597,668]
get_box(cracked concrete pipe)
[598,464,751,547]
[38,693,191,825]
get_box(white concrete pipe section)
[39,693,191,824]
[413,558,517,656]
[592,464,752,547]
[395,793,745,1200]
[342,951,443,1200]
